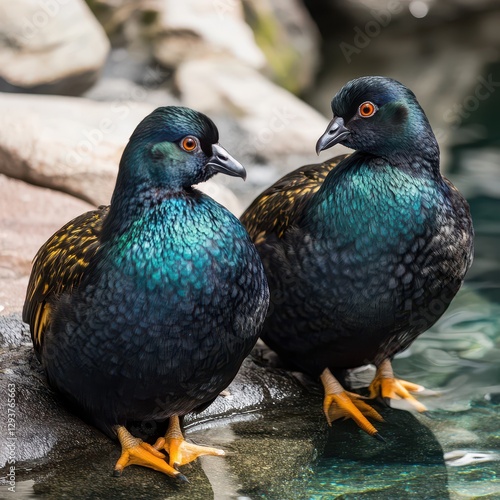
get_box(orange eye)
[358,101,377,118]
[180,136,198,152]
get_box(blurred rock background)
[1,1,500,497]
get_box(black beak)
[315,117,350,155]
[207,144,246,180]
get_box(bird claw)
[321,368,383,438]
[154,416,225,468]
[114,426,181,479]
[370,375,428,413]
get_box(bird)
[23,106,270,480]
[241,76,473,439]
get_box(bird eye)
[358,101,377,118]
[180,136,199,152]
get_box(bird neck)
[378,114,441,172]
[381,146,441,181]
[397,130,439,170]
[309,152,443,245]
[101,141,202,241]
[102,174,195,243]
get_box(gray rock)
[0,313,326,499]
[151,0,266,70]
[0,0,110,95]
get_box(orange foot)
[113,426,187,481]
[369,358,427,413]
[321,368,384,441]
[154,415,225,469]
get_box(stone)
[151,0,266,70]
[0,0,110,95]
[176,55,343,166]
[87,0,266,70]
[0,316,326,498]
[88,0,319,94]
[242,0,321,93]
[0,92,150,206]
[0,174,94,317]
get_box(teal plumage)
[23,106,269,478]
[241,77,473,437]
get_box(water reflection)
[445,450,500,467]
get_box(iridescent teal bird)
[23,106,269,480]
[241,77,473,439]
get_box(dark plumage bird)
[23,106,269,480]
[241,77,473,439]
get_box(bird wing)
[23,206,109,354]
[241,155,348,242]
[442,176,475,272]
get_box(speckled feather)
[242,156,348,243]
[25,206,108,351]
[23,106,269,437]
[241,77,473,377]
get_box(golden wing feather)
[241,155,348,242]
[23,206,109,354]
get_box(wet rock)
[0,315,30,347]
[0,314,326,499]
[324,408,445,464]
[0,0,110,95]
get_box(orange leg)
[320,368,384,440]
[113,426,187,481]
[154,415,225,469]
[369,358,427,412]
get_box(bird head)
[316,76,437,159]
[120,106,246,189]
